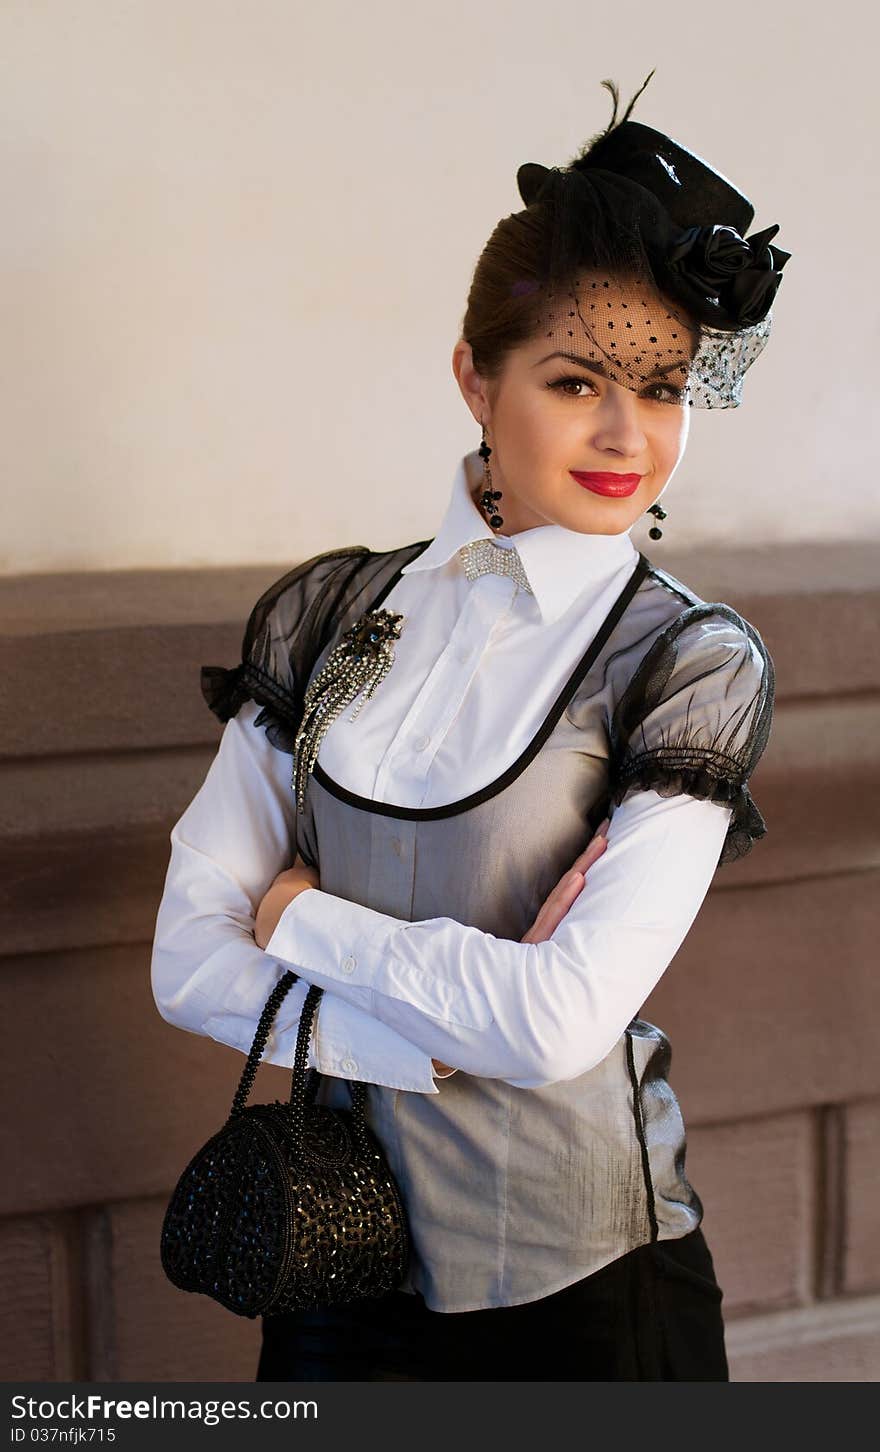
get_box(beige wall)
[2,0,877,572]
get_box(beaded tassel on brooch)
[292,607,404,813]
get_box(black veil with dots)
[519,163,774,408]
[511,63,790,410]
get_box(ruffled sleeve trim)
[609,744,767,864]
[607,600,775,866]
[200,660,302,756]
[198,545,384,758]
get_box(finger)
[533,865,585,926]
[533,865,583,922]
[572,835,608,874]
[536,870,586,939]
[573,820,609,861]
[525,838,601,941]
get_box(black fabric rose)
[666,221,790,327]
[727,224,791,325]
[728,267,779,327]
[667,224,753,294]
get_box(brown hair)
[459,187,688,386]
[458,207,553,383]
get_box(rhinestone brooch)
[292,607,404,813]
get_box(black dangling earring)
[478,422,504,529]
[646,502,667,540]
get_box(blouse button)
[412,732,431,752]
[341,1057,358,1075]
[341,955,357,974]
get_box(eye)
[644,381,685,405]
[546,374,599,399]
[547,372,684,405]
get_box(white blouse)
[151,453,732,1091]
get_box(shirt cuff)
[265,886,397,1013]
[265,885,491,1031]
[202,989,446,1094]
[308,993,446,1093]
[264,889,451,1092]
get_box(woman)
[151,74,788,1381]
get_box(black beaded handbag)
[159,970,410,1318]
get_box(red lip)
[570,471,643,498]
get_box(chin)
[562,513,633,538]
[576,499,643,534]
[591,521,636,537]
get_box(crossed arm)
[151,700,732,1091]
[254,819,612,1076]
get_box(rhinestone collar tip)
[458,539,533,594]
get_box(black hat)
[515,74,790,336]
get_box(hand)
[254,852,320,950]
[520,816,610,945]
[258,855,457,1080]
[432,816,611,1075]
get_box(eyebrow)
[532,350,685,380]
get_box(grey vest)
[292,545,711,1314]
[211,537,771,1312]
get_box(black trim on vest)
[625,1028,659,1243]
[310,550,651,822]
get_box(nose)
[590,384,648,459]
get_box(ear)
[451,338,492,426]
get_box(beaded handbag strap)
[226,563,395,1147]
[228,969,370,1156]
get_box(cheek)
[653,412,688,473]
[501,393,559,455]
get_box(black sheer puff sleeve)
[200,545,372,755]
[608,603,776,865]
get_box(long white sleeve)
[265,784,733,1087]
[150,700,450,1093]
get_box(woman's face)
[452,275,693,537]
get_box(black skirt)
[255,1225,729,1382]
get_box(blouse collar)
[399,451,640,626]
